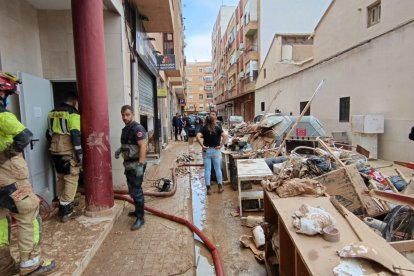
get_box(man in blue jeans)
[196,110,227,195]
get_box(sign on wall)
[157,88,167,98]
[179,98,186,106]
[156,55,176,70]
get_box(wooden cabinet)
[263,191,414,275]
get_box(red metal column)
[72,0,114,211]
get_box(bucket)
[252,225,265,249]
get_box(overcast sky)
[183,0,238,62]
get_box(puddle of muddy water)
[191,168,216,275]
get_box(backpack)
[409,126,414,141]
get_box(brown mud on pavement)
[84,139,266,275]
[84,141,194,275]
[188,141,266,276]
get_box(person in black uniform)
[115,105,147,230]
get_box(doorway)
[51,81,77,108]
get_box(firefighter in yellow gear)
[0,72,56,275]
[46,93,82,223]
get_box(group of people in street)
[172,113,203,142]
[0,72,149,275]
[173,110,228,196]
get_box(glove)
[77,153,83,168]
[114,147,122,159]
[136,162,147,177]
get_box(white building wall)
[37,9,129,189]
[255,24,414,161]
[259,0,331,66]
[0,1,43,76]
[220,6,236,34]
[314,0,414,62]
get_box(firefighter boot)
[26,259,57,275]
[0,247,19,276]
[131,217,145,231]
[59,203,80,223]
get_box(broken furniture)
[229,152,251,190]
[263,192,414,275]
[237,158,273,217]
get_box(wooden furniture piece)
[263,191,414,275]
[237,158,273,217]
[229,152,250,190]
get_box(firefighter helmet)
[0,72,21,94]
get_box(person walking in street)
[46,93,82,223]
[178,115,184,141]
[115,105,147,230]
[172,113,179,141]
[182,113,190,142]
[0,72,57,275]
[196,110,227,195]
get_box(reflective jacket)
[46,103,82,157]
[0,101,32,155]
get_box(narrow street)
[84,140,265,275]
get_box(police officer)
[0,72,56,275]
[46,92,82,223]
[115,105,147,231]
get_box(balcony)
[174,86,185,98]
[227,63,237,79]
[130,0,173,32]
[244,49,259,63]
[244,20,258,37]
[169,77,183,86]
[242,79,255,94]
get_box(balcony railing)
[244,20,258,37]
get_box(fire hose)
[114,163,224,276]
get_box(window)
[186,77,193,82]
[300,101,310,116]
[198,67,203,73]
[199,86,203,91]
[206,93,213,99]
[205,67,213,73]
[339,97,350,122]
[205,75,213,82]
[187,85,192,91]
[187,67,193,73]
[188,94,193,100]
[261,102,265,112]
[199,94,203,100]
[205,85,213,91]
[199,76,203,81]
[367,1,381,27]
[163,33,174,54]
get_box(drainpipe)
[130,59,136,110]
[72,0,114,212]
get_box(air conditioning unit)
[238,72,245,80]
[239,43,245,51]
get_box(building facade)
[212,1,258,123]
[184,61,214,115]
[0,0,185,204]
[255,0,414,162]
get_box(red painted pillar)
[72,0,114,211]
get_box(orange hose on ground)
[114,192,224,276]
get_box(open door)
[18,72,55,204]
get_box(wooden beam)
[366,190,414,209]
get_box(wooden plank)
[267,195,414,275]
[389,240,414,253]
[315,166,383,217]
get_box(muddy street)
[84,140,265,275]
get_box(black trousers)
[125,167,146,219]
